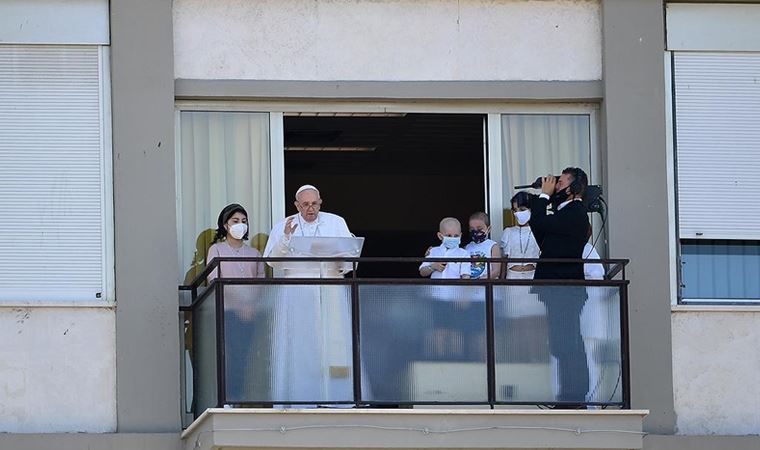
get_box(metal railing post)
[485,280,496,408]
[351,278,362,407]
[215,282,226,408]
[620,282,631,409]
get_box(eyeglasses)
[297,201,322,210]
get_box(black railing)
[180,257,629,416]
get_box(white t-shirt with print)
[465,239,498,279]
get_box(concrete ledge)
[182,408,648,450]
[0,433,180,450]
[174,79,603,102]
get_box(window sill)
[672,304,760,313]
[0,300,115,308]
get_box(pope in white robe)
[263,185,366,405]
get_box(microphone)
[514,176,556,190]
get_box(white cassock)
[550,244,620,404]
[580,244,620,403]
[263,212,367,404]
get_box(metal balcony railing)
[179,256,629,417]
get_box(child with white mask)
[500,191,541,280]
[497,191,545,324]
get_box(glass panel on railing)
[222,283,355,404]
[194,286,218,415]
[493,285,622,405]
[359,284,487,403]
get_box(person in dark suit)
[530,167,591,406]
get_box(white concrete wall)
[174,0,601,81]
[671,310,760,435]
[0,307,116,433]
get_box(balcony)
[179,257,647,450]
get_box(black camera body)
[514,176,604,214]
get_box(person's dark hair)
[510,191,535,210]
[561,167,589,196]
[215,203,249,242]
[469,211,490,227]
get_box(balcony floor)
[182,408,648,450]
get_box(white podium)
[275,236,365,278]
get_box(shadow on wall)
[183,229,270,285]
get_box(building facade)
[0,1,758,449]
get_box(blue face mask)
[442,236,461,250]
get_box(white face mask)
[228,223,248,240]
[514,210,531,226]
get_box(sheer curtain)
[177,111,271,283]
[500,114,592,228]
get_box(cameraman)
[530,167,591,406]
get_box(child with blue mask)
[419,217,471,279]
[419,217,472,358]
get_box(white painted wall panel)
[672,311,760,435]
[667,4,760,52]
[674,52,760,240]
[0,0,109,45]
[0,46,109,301]
[0,307,116,433]
[174,0,601,81]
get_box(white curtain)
[502,114,591,194]
[177,111,271,283]
[500,114,592,223]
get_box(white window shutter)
[0,45,107,301]
[674,52,760,240]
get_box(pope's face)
[295,190,322,222]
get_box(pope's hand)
[284,216,298,236]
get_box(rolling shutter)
[674,52,760,240]
[0,45,107,301]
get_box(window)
[497,112,602,250]
[176,111,272,283]
[680,240,760,302]
[0,45,112,302]
[673,52,760,303]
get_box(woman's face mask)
[514,210,531,226]
[228,222,248,240]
